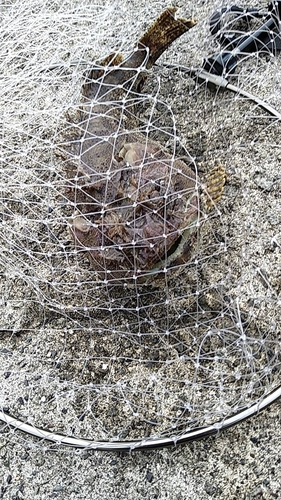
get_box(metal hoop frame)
[1,386,280,451]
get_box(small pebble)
[53,485,64,492]
[145,471,153,483]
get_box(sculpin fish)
[60,8,202,284]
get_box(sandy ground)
[0,0,280,498]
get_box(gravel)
[0,0,280,498]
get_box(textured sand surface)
[0,0,280,498]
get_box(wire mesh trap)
[0,0,280,452]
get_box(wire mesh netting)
[0,0,280,450]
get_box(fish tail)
[138,7,196,66]
[82,8,196,97]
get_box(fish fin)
[83,52,124,95]
[86,52,123,78]
[138,7,196,66]
[202,165,226,210]
[99,52,124,67]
